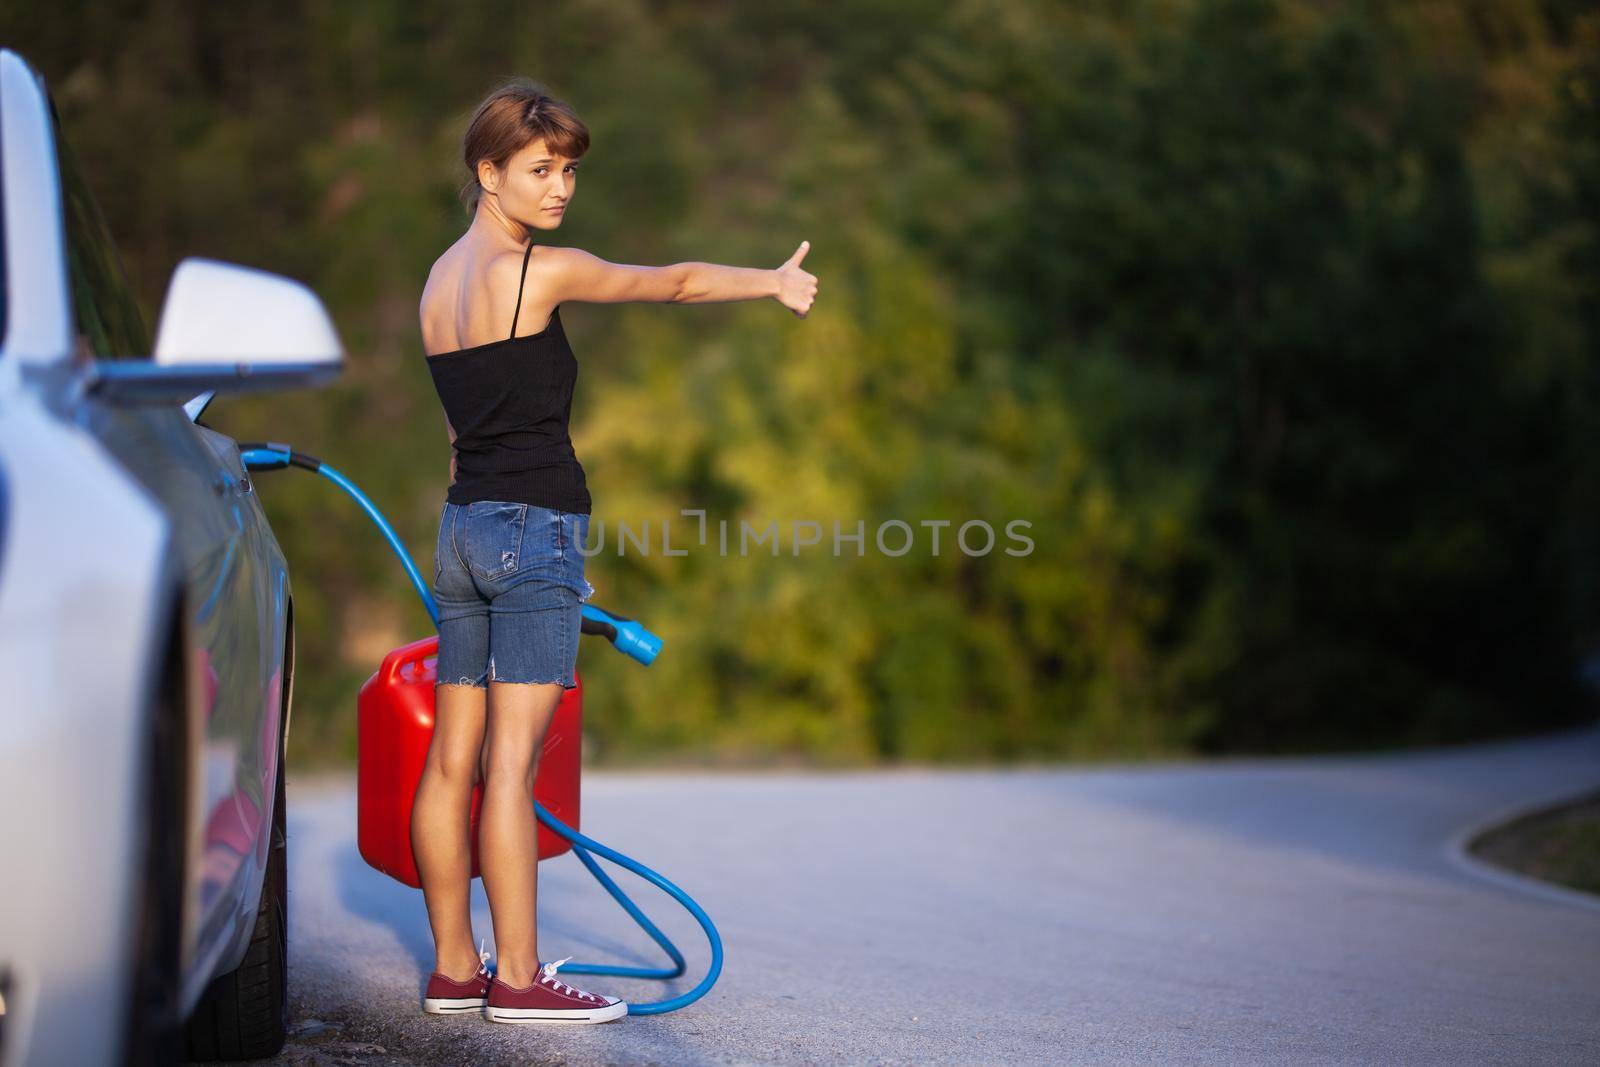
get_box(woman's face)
[480,138,578,230]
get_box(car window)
[52,105,150,362]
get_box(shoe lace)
[539,955,596,1001]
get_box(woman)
[410,77,817,1026]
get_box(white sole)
[422,996,488,1014]
[485,999,628,1024]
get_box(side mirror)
[87,258,344,405]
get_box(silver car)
[0,49,343,1065]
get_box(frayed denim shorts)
[432,499,596,689]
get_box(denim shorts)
[432,499,596,688]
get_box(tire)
[121,612,188,1066]
[184,700,289,1060]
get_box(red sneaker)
[484,956,628,1024]
[421,938,492,1014]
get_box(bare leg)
[480,679,562,989]
[410,681,487,982]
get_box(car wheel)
[121,611,188,1066]
[184,712,289,1060]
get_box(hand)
[774,240,818,318]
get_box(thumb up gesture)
[775,240,818,318]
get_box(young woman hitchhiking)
[409,77,817,1025]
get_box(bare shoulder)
[484,246,538,292]
[522,244,592,290]
[485,246,549,329]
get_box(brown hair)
[460,77,590,213]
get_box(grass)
[1469,789,1600,898]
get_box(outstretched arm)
[532,241,817,317]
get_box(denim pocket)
[462,501,527,582]
[523,506,567,564]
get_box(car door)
[50,107,285,981]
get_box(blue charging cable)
[239,443,721,1015]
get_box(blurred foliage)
[5,0,1598,766]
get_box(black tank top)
[424,240,592,514]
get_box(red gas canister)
[356,634,582,887]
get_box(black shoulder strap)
[508,240,535,339]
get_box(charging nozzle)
[581,604,663,665]
[237,443,293,469]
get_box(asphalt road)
[247,723,1600,1066]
